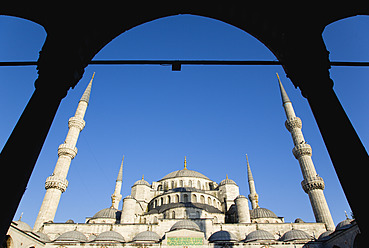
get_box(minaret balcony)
[301,176,325,193]
[58,143,78,159]
[285,117,302,132]
[292,143,312,159]
[45,176,69,192]
[68,116,85,131]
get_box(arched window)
[154,199,157,208]
[157,185,162,191]
[179,180,183,187]
[175,194,180,203]
[183,194,188,203]
[196,211,201,218]
[171,181,175,189]
[207,197,212,205]
[213,199,216,206]
[192,194,197,203]
[197,180,201,189]
[188,180,192,187]
[172,211,176,219]
[167,195,171,204]
[214,216,218,223]
[200,195,205,204]
[160,197,164,205]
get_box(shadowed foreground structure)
[0,3,368,245]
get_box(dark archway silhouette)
[0,4,368,245]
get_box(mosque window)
[208,197,212,205]
[167,195,171,203]
[172,211,175,219]
[184,194,189,203]
[192,194,197,203]
[197,181,201,189]
[200,195,205,204]
[189,180,192,187]
[171,181,175,189]
[175,195,179,203]
[179,180,183,187]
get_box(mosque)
[5,74,360,247]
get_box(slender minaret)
[111,156,124,209]
[277,73,335,231]
[33,73,94,231]
[246,154,259,209]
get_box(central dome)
[160,169,209,181]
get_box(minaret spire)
[33,73,94,231]
[246,154,259,209]
[111,155,124,209]
[277,74,335,231]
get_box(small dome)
[294,218,304,223]
[208,230,238,242]
[170,220,201,232]
[133,178,150,187]
[35,232,51,243]
[133,231,161,242]
[56,230,87,242]
[13,220,32,232]
[161,169,209,180]
[280,229,311,242]
[219,178,237,187]
[250,207,278,219]
[92,207,121,220]
[95,231,125,242]
[318,231,333,241]
[336,218,353,231]
[245,230,275,242]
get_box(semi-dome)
[250,207,278,219]
[95,230,125,242]
[133,231,161,242]
[208,230,238,242]
[161,169,209,181]
[55,230,87,242]
[170,220,201,232]
[335,218,353,231]
[91,207,121,220]
[245,230,275,242]
[13,220,32,232]
[280,229,311,242]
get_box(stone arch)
[191,194,197,203]
[200,195,205,204]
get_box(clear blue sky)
[0,14,368,227]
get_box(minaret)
[277,73,335,231]
[111,156,124,209]
[33,73,94,231]
[246,154,259,209]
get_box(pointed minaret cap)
[80,72,95,104]
[276,73,291,104]
[246,154,254,182]
[116,155,124,182]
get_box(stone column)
[235,195,251,223]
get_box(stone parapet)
[45,175,69,192]
[58,143,78,159]
[292,143,312,159]
[301,176,325,193]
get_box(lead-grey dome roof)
[95,231,125,242]
[133,231,161,242]
[208,230,238,242]
[133,178,150,187]
[280,229,311,242]
[91,207,121,220]
[219,178,237,186]
[161,169,209,181]
[56,230,87,242]
[170,220,201,232]
[245,230,275,242]
[250,207,278,219]
[35,232,51,243]
[335,218,353,231]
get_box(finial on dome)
[226,174,228,179]
[19,212,23,221]
[184,156,187,170]
[345,211,349,219]
[142,174,144,180]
